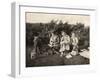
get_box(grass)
[26,45,89,67]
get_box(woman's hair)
[51,30,57,35]
[34,32,39,36]
[61,30,67,35]
[71,32,79,38]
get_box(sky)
[26,12,90,26]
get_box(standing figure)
[70,32,79,56]
[59,31,71,58]
[48,31,60,54]
[31,33,41,59]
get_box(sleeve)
[56,36,60,43]
[67,36,70,43]
[60,37,63,44]
[75,37,78,45]
[65,36,70,44]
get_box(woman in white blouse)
[48,31,60,54]
[70,32,79,56]
[59,31,71,57]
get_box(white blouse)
[49,35,59,47]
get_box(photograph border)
[11,2,96,78]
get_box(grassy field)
[26,46,89,67]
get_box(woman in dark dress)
[31,33,41,59]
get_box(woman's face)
[34,36,38,39]
[72,33,75,37]
[61,31,66,36]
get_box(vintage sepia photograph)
[26,12,90,67]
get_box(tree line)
[26,20,89,50]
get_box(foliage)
[26,20,90,50]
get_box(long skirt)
[60,44,70,52]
